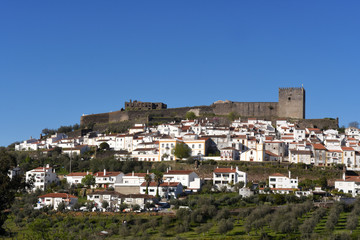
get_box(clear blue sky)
[1,1,360,147]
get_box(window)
[270,178,276,182]
[150,189,155,192]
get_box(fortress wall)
[109,111,129,122]
[278,87,305,119]
[294,118,338,129]
[212,102,278,117]
[80,112,109,126]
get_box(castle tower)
[278,87,305,119]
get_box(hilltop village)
[14,117,360,200]
[5,113,360,238]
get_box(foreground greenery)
[3,191,360,239]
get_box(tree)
[349,121,359,128]
[0,148,29,234]
[172,143,191,159]
[185,111,196,120]
[144,174,152,195]
[81,174,95,188]
[154,172,163,198]
[99,142,110,151]
[102,201,109,209]
[228,111,239,121]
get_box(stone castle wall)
[80,87,330,128]
[212,102,279,118]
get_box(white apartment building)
[140,182,183,199]
[94,170,124,189]
[334,173,360,197]
[163,169,202,192]
[36,193,77,210]
[268,171,298,192]
[213,166,247,191]
[64,172,91,186]
[26,164,58,191]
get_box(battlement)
[81,87,306,126]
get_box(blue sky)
[1,1,360,147]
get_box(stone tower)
[278,87,305,119]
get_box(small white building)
[163,169,202,192]
[213,166,247,191]
[140,182,183,199]
[64,172,91,186]
[265,172,298,194]
[94,170,124,189]
[334,173,360,197]
[220,147,239,161]
[37,193,77,210]
[87,190,122,210]
[26,164,59,192]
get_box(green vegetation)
[185,111,197,120]
[172,142,191,159]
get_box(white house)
[163,169,202,192]
[266,172,298,194]
[213,166,247,191]
[8,167,21,179]
[26,164,59,192]
[36,193,77,210]
[114,172,154,194]
[220,147,239,161]
[87,190,122,210]
[64,172,91,186]
[334,173,360,197]
[94,170,124,189]
[140,182,183,199]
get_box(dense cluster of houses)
[21,163,360,211]
[14,118,360,170]
[13,117,360,210]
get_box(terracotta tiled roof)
[39,193,77,199]
[312,143,327,150]
[66,172,92,177]
[342,147,355,151]
[214,168,236,173]
[269,173,286,177]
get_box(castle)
[81,87,308,126]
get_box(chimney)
[288,171,291,179]
[46,164,50,168]
[147,169,149,174]
[236,166,238,172]
[104,169,106,176]
[343,171,346,181]
[86,171,89,175]
[231,166,233,170]
[132,171,134,176]
[166,168,169,173]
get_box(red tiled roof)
[336,176,360,182]
[312,143,327,150]
[342,147,355,151]
[39,193,77,199]
[270,173,286,177]
[214,168,236,173]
